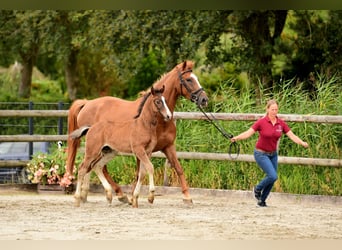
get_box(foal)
[70,86,172,208]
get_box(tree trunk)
[18,56,34,99]
[65,48,79,101]
[241,11,288,104]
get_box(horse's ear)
[181,61,187,71]
[151,86,156,95]
[181,60,194,71]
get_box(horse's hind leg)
[102,165,130,204]
[80,172,91,203]
[94,165,113,206]
[74,162,88,207]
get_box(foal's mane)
[134,91,152,119]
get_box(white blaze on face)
[190,72,202,89]
[161,96,172,119]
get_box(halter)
[178,69,205,104]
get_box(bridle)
[178,69,205,104]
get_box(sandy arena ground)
[0,185,341,240]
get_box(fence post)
[28,101,34,159]
[58,101,64,135]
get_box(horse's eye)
[155,100,161,105]
[186,78,192,84]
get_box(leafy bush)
[26,145,81,186]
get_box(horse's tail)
[70,126,90,140]
[65,99,88,179]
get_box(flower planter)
[37,183,74,194]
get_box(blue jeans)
[254,149,278,202]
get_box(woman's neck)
[268,114,277,125]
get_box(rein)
[198,105,240,159]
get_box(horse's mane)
[134,91,152,119]
[138,73,167,96]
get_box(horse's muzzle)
[164,114,172,122]
[196,93,209,108]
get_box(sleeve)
[251,118,262,132]
[282,120,291,133]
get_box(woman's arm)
[231,128,256,142]
[286,130,309,148]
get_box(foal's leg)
[133,159,156,204]
[163,145,193,204]
[132,164,146,208]
[102,165,130,204]
[145,161,156,204]
[80,172,91,203]
[133,154,155,207]
[93,165,113,205]
[130,158,141,201]
[74,162,88,207]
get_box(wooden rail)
[1,151,341,168]
[0,109,342,123]
[1,110,341,168]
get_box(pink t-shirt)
[251,116,290,152]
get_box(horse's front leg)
[163,145,193,204]
[139,153,155,205]
[132,164,146,208]
[147,167,155,204]
[130,158,141,203]
[93,165,113,206]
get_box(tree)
[282,10,342,82]
[87,10,232,97]
[50,11,92,101]
[0,10,55,98]
[227,10,288,102]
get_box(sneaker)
[257,200,267,207]
[253,186,261,201]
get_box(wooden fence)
[0,110,341,168]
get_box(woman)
[231,99,309,207]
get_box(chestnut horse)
[64,60,208,204]
[70,86,172,207]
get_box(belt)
[255,148,277,154]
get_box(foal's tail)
[70,126,91,139]
[64,99,88,184]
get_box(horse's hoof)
[148,191,155,204]
[183,198,193,205]
[74,200,81,207]
[80,197,88,203]
[106,198,113,205]
[132,200,138,208]
[117,194,130,204]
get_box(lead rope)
[198,106,240,159]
